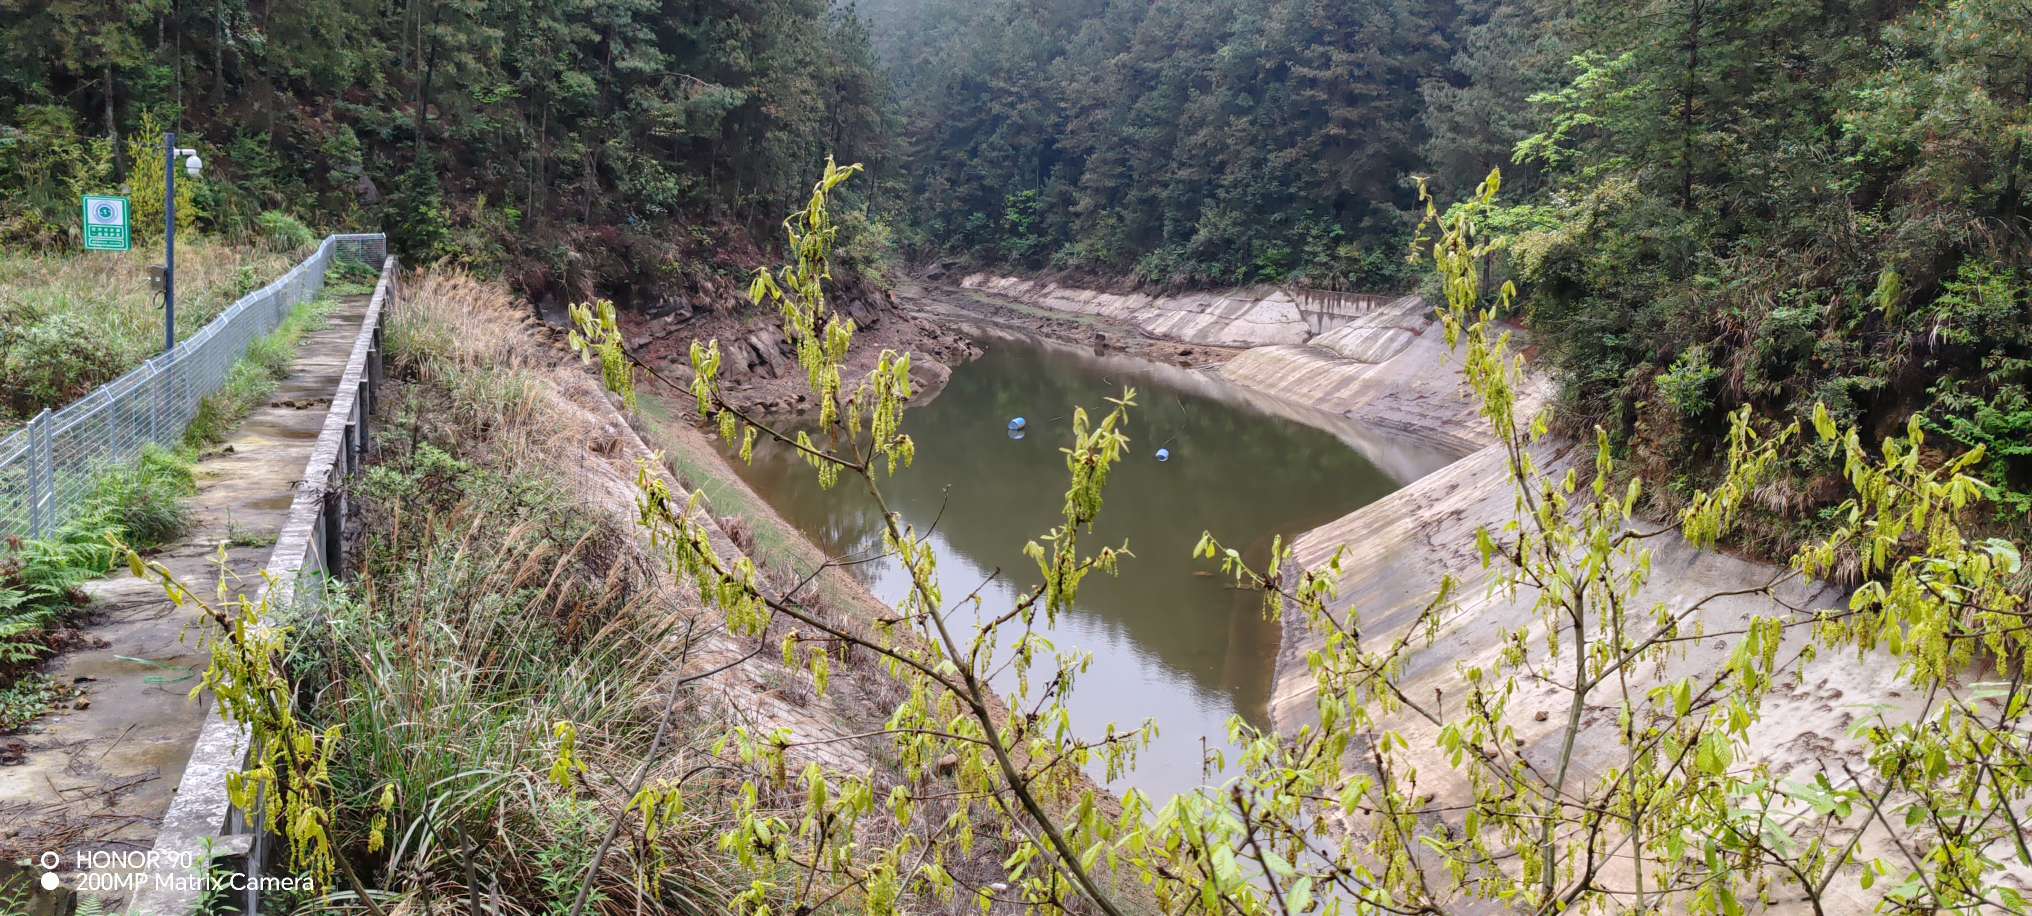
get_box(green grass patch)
[86,444,197,549]
[635,394,812,571]
[0,518,118,668]
[183,294,338,448]
[325,256,382,296]
[633,393,873,615]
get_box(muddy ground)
[620,280,981,415]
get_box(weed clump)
[86,444,195,549]
[273,270,745,911]
[183,294,338,448]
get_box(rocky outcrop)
[622,284,979,414]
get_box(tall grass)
[0,238,298,431]
[291,271,744,913]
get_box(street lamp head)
[184,153,203,179]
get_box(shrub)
[0,673,62,731]
[0,104,113,248]
[256,210,316,253]
[326,256,381,295]
[1656,345,1724,419]
[0,515,120,668]
[383,160,454,264]
[124,110,200,244]
[0,306,134,420]
[832,208,899,284]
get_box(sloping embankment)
[1275,442,1947,911]
[951,271,1955,908]
[1215,295,1551,462]
[961,273,1315,348]
[955,275,1545,471]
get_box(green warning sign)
[82,195,131,251]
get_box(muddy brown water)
[728,329,1420,801]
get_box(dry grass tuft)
[299,268,751,913]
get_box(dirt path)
[0,294,371,904]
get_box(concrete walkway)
[0,294,370,904]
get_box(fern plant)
[0,515,119,665]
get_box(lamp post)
[163,131,203,354]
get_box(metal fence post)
[26,410,50,538]
[150,358,166,448]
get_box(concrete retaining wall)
[959,274,1315,347]
[1218,295,1552,463]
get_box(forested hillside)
[4,0,2028,524]
[875,0,2032,533]
[0,0,889,303]
[871,0,1456,290]
[10,2,2032,913]
[1503,1,2032,538]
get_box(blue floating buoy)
[1155,448,1171,462]
[1007,416,1027,431]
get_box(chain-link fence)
[0,233,387,540]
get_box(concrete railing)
[129,254,396,915]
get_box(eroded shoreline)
[916,273,1983,911]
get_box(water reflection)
[727,331,1407,800]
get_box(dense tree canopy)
[871,0,1454,289]
[1496,0,2032,535]
[0,0,891,296]
[873,0,2032,531]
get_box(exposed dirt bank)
[619,279,980,415]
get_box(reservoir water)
[728,327,1420,800]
